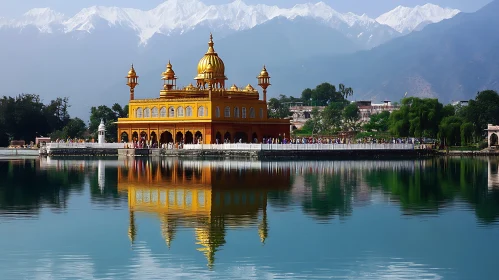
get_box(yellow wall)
[129,100,212,121]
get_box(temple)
[117,158,291,268]
[117,34,290,145]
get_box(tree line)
[0,93,127,146]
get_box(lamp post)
[257,65,271,102]
[126,64,139,100]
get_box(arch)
[198,106,205,117]
[132,131,139,142]
[234,107,240,118]
[249,107,255,118]
[185,131,194,144]
[224,131,232,143]
[224,106,230,118]
[177,106,184,117]
[215,106,220,118]
[169,106,175,117]
[252,132,258,143]
[234,132,248,143]
[120,132,129,143]
[160,107,167,117]
[215,131,222,144]
[144,108,151,118]
[195,131,203,144]
[175,131,184,143]
[186,106,193,117]
[152,107,159,118]
[136,107,143,118]
[160,131,173,144]
[259,108,264,119]
[242,107,247,118]
[491,133,498,147]
[150,132,158,146]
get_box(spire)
[207,33,215,54]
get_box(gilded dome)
[127,64,137,77]
[245,84,255,91]
[196,34,226,79]
[162,60,176,79]
[230,84,239,91]
[258,65,269,77]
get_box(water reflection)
[117,159,291,267]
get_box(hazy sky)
[0,0,492,18]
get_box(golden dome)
[245,84,255,91]
[196,34,226,80]
[230,84,238,91]
[127,64,137,77]
[162,60,176,79]
[258,65,269,77]
[185,83,197,91]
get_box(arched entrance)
[176,132,184,143]
[491,133,498,147]
[121,132,129,143]
[234,132,248,143]
[224,132,232,143]
[252,132,258,143]
[150,132,158,147]
[160,131,173,144]
[215,132,222,144]
[140,131,147,142]
[132,132,138,142]
[195,131,203,144]
[185,131,194,144]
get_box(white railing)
[183,143,414,150]
[46,143,126,150]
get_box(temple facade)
[117,34,290,145]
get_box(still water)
[1,157,499,279]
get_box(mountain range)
[0,0,495,118]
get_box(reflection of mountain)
[117,158,290,268]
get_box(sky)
[0,0,492,18]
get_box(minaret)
[126,64,139,100]
[257,65,271,102]
[98,119,106,145]
[161,60,177,95]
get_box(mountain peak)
[376,3,460,33]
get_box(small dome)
[185,83,197,91]
[258,65,269,77]
[127,64,137,77]
[245,84,255,91]
[98,119,106,131]
[162,60,176,79]
[230,84,239,91]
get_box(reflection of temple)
[488,158,499,190]
[118,159,290,267]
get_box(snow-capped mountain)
[376,3,460,34]
[0,0,398,47]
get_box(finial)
[207,33,215,53]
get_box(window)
[242,107,247,118]
[198,106,204,117]
[144,108,151,118]
[186,106,193,117]
[136,107,143,118]
[177,106,184,117]
[169,106,175,117]
[215,106,220,118]
[259,108,264,119]
[224,106,230,118]
[152,107,159,118]
[249,107,255,118]
[160,107,167,117]
[234,107,240,118]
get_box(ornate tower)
[194,34,227,89]
[257,65,271,102]
[126,64,139,100]
[98,119,106,144]
[161,61,177,93]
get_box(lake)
[0,157,498,279]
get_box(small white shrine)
[486,124,499,148]
[98,119,106,145]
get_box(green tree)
[464,90,499,141]
[321,101,347,132]
[267,96,291,119]
[389,97,444,138]
[342,103,360,131]
[439,116,462,146]
[460,122,474,146]
[363,111,390,132]
[89,105,118,142]
[63,118,87,138]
